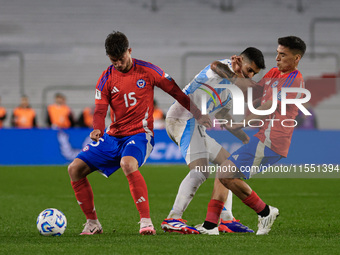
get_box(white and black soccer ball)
[36,208,67,236]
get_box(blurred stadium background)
[0,0,340,165]
[1,2,340,253]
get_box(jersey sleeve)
[277,71,305,101]
[95,68,112,105]
[196,59,232,83]
[154,69,202,119]
[93,67,111,134]
[154,69,178,93]
[278,71,305,100]
[257,68,275,88]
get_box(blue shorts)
[228,136,283,179]
[77,132,154,177]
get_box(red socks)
[242,190,266,213]
[71,171,150,221]
[126,171,150,219]
[205,199,225,224]
[71,177,97,220]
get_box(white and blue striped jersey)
[167,59,233,120]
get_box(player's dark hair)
[105,31,129,58]
[240,47,266,69]
[278,36,306,57]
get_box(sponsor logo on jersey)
[111,86,119,93]
[136,79,146,88]
[127,140,136,145]
[271,81,279,88]
[164,73,172,81]
[82,145,89,152]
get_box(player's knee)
[120,157,138,176]
[67,162,78,180]
[219,178,233,189]
[68,160,89,181]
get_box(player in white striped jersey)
[161,47,266,234]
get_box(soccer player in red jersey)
[67,31,212,235]
[197,36,307,235]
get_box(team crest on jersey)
[82,145,89,152]
[271,81,279,88]
[136,79,146,88]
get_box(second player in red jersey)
[196,36,307,236]
[255,67,304,157]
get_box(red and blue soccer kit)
[229,67,305,179]
[77,58,200,177]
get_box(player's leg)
[162,119,208,234]
[68,158,103,235]
[120,134,156,235]
[210,147,234,221]
[200,137,281,235]
[208,177,254,233]
[207,139,253,233]
[198,159,260,235]
[167,157,209,219]
[161,157,208,234]
[222,138,281,235]
[69,133,122,235]
[218,168,279,235]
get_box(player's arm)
[91,104,108,141]
[168,85,212,128]
[211,60,257,92]
[215,108,250,144]
[91,71,110,141]
[157,74,212,128]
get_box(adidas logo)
[127,140,135,145]
[232,154,239,161]
[136,196,146,204]
[111,86,119,93]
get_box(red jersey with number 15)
[95,58,179,137]
[255,67,305,157]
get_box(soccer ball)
[36,208,67,236]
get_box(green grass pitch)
[0,165,339,254]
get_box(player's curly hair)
[240,47,266,70]
[278,36,306,57]
[105,31,129,57]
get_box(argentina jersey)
[183,59,233,117]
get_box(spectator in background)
[11,95,37,128]
[47,93,75,129]
[0,96,7,128]
[295,102,318,129]
[78,105,95,128]
[153,99,165,129]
